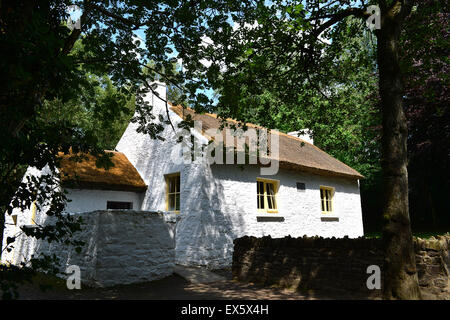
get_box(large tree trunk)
[0,210,4,258]
[377,7,421,300]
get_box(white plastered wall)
[65,189,144,212]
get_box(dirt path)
[15,274,360,300]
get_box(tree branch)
[61,1,93,56]
[311,7,369,38]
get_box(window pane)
[320,188,333,213]
[267,195,277,209]
[258,194,264,209]
[176,175,180,192]
[168,194,176,211]
[168,177,176,193]
[267,183,275,196]
[166,174,181,211]
[266,183,276,210]
[257,181,263,194]
[175,193,180,211]
[257,181,265,209]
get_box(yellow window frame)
[31,201,37,224]
[165,173,180,213]
[257,178,279,213]
[320,186,334,214]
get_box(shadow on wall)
[174,163,247,269]
[128,124,247,269]
[10,210,175,287]
[195,166,247,268]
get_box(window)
[107,201,133,210]
[165,173,180,212]
[29,201,38,225]
[257,178,279,213]
[320,186,334,214]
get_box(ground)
[5,266,444,300]
[11,267,370,300]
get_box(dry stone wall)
[232,234,449,299]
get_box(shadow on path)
[15,273,373,300]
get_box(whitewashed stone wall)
[186,165,363,268]
[115,85,364,270]
[2,210,175,287]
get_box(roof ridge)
[170,104,315,146]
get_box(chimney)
[143,81,167,114]
[150,81,167,105]
[287,130,314,145]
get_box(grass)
[29,271,68,291]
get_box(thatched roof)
[58,151,147,192]
[170,105,363,180]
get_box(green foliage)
[0,252,65,299]
[41,74,135,150]
[216,17,382,185]
[400,0,450,230]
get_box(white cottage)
[2,83,364,270]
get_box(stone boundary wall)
[9,210,175,287]
[232,235,450,299]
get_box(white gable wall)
[115,84,214,267]
[115,82,204,213]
